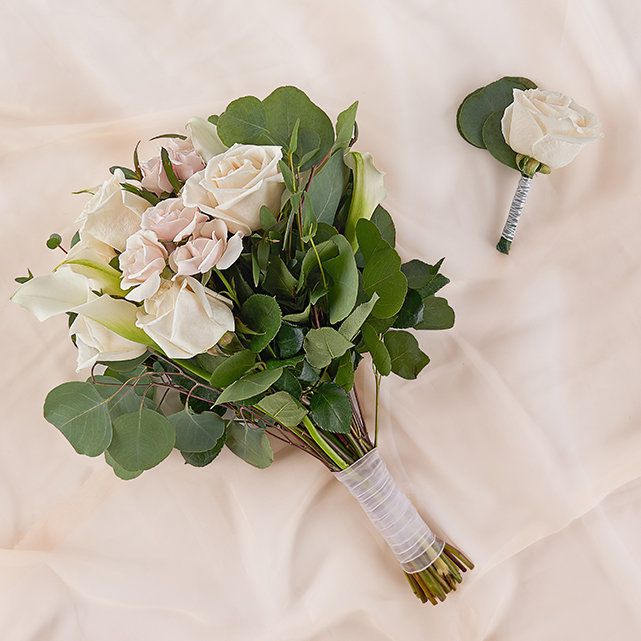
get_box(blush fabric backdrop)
[1,1,640,639]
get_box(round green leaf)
[226,420,273,468]
[108,408,175,472]
[309,382,352,434]
[215,368,283,405]
[256,391,307,428]
[415,296,455,330]
[105,451,142,480]
[44,381,112,457]
[240,294,282,353]
[169,409,225,453]
[393,290,425,329]
[275,324,304,358]
[46,233,62,250]
[482,110,518,170]
[181,432,226,467]
[209,350,256,387]
[457,77,533,148]
[303,327,353,369]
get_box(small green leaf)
[307,151,347,225]
[160,147,183,192]
[334,352,355,391]
[92,375,154,419]
[415,296,455,330]
[109,165,139,180]
[120,182,159,205]
[15,268,34,284]
[275,323,304,358]
[149,133,187,141]
[370,205,396,247]
[257,391,307,428]
[309,382,352,433]
[44,381,112,457]
[324,234,359,324]
[209,350,256,387]
[339,293,379,341]
[273,369,302,398]
[239,295,282,353]
[215,368,283,405]
[181,432,226,467]
[361,325,392,375]
[383,331,430,380]
[288,117,300,154]
[259,206,278,230]
[108,407,175,472]
[169,409,225,453]
[46,233,62,250]
[334,100,358,150]
[362,246,407,319]
[263,256,298,299]
[303,327,353,369]
[226,420,273,468]
[482,110,518,170]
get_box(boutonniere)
[457,76,602,254]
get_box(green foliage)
[92,375,155,419]
[105,451,142,480]
[160,147,183,192]
[217,86,335,169]
[307,151,347,225]
[324,234,359,323]
[309,382,352,433]
[46,233,62,250]
[482,110,518,170]
[338,293,379,341]
[209,350,256,387]
[361,324,392,375]
[333,100,358,150]
[416,296,455,330]
[44,382,112,457]
[15,268,34,284]
[240,295,282,352]
[304,327,353,369]
[181,432,226,467]
[370,206,396,247]
[215,368,283,405]
[226,420,273,468]
[383,331,430,380]
[334,353,355,391]
[275,323,304,358]
[257,391,307,428]
[402,258,450,298]
[108,407,175,471]
[393,290,424,329]
[169,409,226,453]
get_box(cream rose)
[169,219,243,277]
[501,89,602,169]
[182,144,285,234]
[70,313,147,371]
[77,169,149,251]
[119,230,168,302]
[136,276,234,359]
[140,138,205,195]
[141,197,207,243]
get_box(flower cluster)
[14,120,286,367]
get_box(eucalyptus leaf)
[309,382,352,434]
[226,420,273,468]
[108,407,175,472]
[169,409,225,453]
[215,368,283,405]
[105,450,142,480]
[92,375,155,419]
[181,432,226,467]
[44,381,112,457]
[393,290,424,329]
[338,293,379,341]
[362,246,408,319]
[263,256,298,299]
[482,110,518,170]
[383,330,430,380]
[303,327,353,369]
[334,100,358,150]
[324,234,358,324]
[361,324,392,375]
[370,205,396,247]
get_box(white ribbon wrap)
[334,448,444,573]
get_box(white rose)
[70,313,147,371]
[182,144,285,234]
[501,89,602,169]
[77,169,149,251]
[119,230,168,303]
[136,276,234,359]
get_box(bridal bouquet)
[12,86,472,604]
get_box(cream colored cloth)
[2,1,641,639]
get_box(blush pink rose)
[140,138,205,195]
[119,230,168,302]
[169,219,243,277]
[141,198,208,243]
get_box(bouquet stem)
[496,173,533,254]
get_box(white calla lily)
[186,116,227,162]
[343,151,386,250]
[11,267,91,321]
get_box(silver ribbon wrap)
[334,448,444,573]
[500,174,533,243]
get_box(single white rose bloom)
[77,169,149,251]
[502,89,602,169]
[119,230,168,303]
[140,138,205,195]
[182,144,285,234]
[70,313,147,371]
[169,219,243,277]
[136,276,234,359]
[141,197,207,243]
